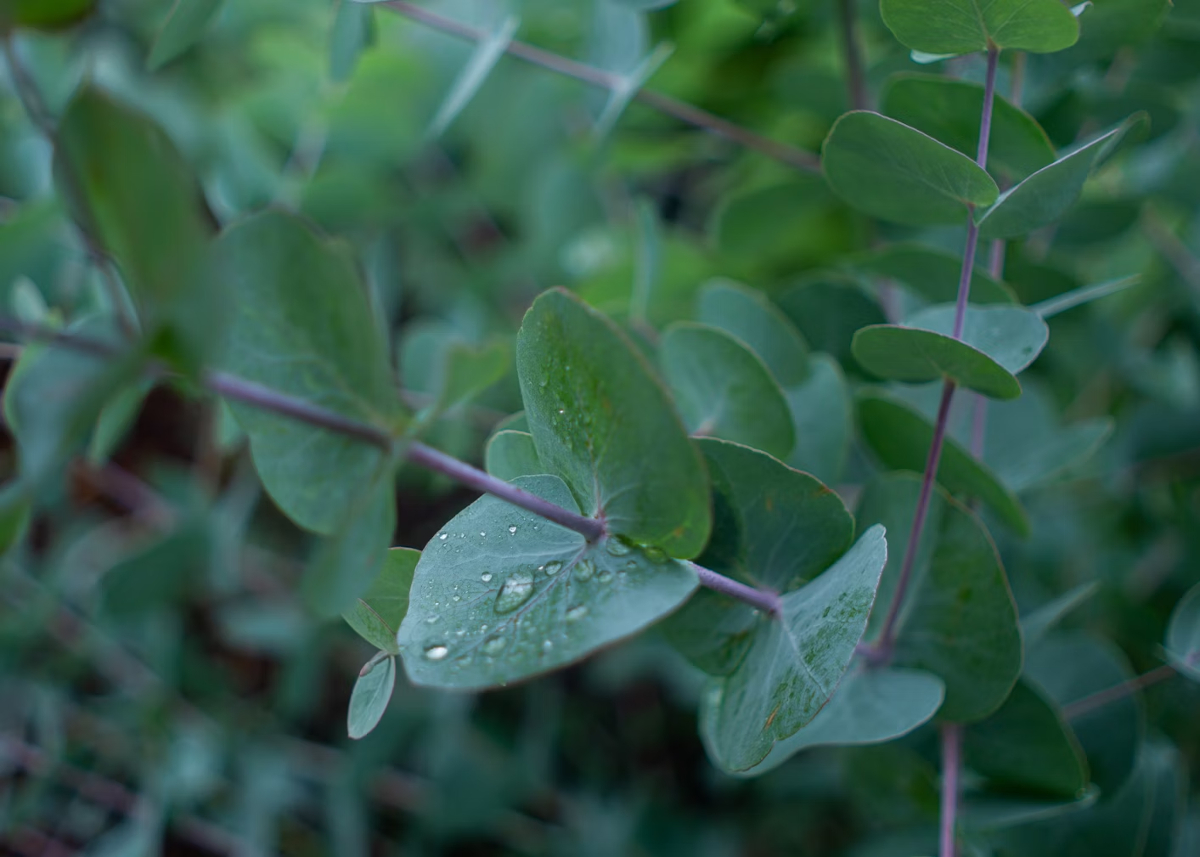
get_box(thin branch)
[1062,663,1178,719]
[691,563,782,616]
[871,44,1000,657]
[837,0,868,111]
[939,722,963,857]
[379,1,820,173]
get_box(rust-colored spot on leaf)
[763,704,781,732]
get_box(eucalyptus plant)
[1,0,1199,855]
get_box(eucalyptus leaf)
[1021,583,1100,647]
[784,354,852,485]
[977,118,1142,240]
[661,322,795,459]
[880,0,1079,55]
[428,15,519,138]
[737,666,945,776]
[396,475,699,689]
[215,210,404,535]
[699,525,888,773]
[853,244,1016,305]
[1164,582,1200,681]
[347,654,396,740]
[2,0,94,30]
[822,112,999,226]
[516,289,710,558]
[484,430,543,482]
[342,547,419,654]
[857,473,1023,722]
[857,389,1029,534]
[696,279,809,385]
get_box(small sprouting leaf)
[1032,275,1140,319]
[396,475,699,690]
[303,466,397,618]
[661,438,856,674]
[854,243,1016,305]
[661,322,795,459]
[699,525,888,773]
[964,679,1089,798]
[342,547,419,654]
[853,305,1048,399]
[484,430,543,482]
[1,0,94,31]
[595,42,674,138]
[784,354,852,486]
[822,111,999,226]
[148,0,225,69]
[977,118,1142,240]
[347,654,396,739]
[330,0,374,83]
[858,473,1022,722]
[1025,632,1144,797]
[428,15,519,138]
[1165,582,1200,682]
[882,75,1056,181]
[880,0,1079,55]
[696,279,809,385]
[1022,583,1100,647]
[215,211,404,535]
[858,389,1029,534]
[55,85,219,371]
[736,666,945,777]
[516,288,710,558]
[88,378,154,465]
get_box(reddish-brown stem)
[1062,663,1179,719]
[939,722,963,857]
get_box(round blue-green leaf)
[964,679,1088,798]
[736,666,945,776]
[858,473,1022,722]
[822,112,999,226]
[347,655,396,740]
[699,525,888,773]
[215,211,404,535]
[661,438,855,674]
[785,354,853,486]
[517,289,710,558]
[342,547,420,655]
[661,322,795,460]
[853,243,1016,305]
[1165,582,1200,682]
[484,430,543,482]
[696,279,810,385]
[858,389,1028,534]
[853,305,1048,399]
[880,0,1079,55]
[882,75,1056,181]
[396,475,699,690]
[977,118,1142,240]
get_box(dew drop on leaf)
[599,569,614,583]
[606,538,632,557]
[438,533,448,540]
[543,560,563,576]
[483,635,507,654]
[575,559,596,581]
[424,645,449,661]
[426,615,439,624]
[481,572,493,583]
[567,604,587,621]
[508,526,517,534]
[494,571,535,614]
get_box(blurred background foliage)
[2,0,1200,854]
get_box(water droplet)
[567,604,588,621]
[543,640,553,652]
[642,546,668,564]
[598,569,614,583]
[494,571,535,614]
[481,572,493,583]
[456,628,466,636]
[606,538,632,557]
[543,560,563,577]
[539,378,548,388]
[452,595,461,602]
[426,615,439,624]
[575,559,596,581]
[424,645,449,661]
[480,531,487,537]
[509,526,517,535]
[557,409,565,415]
[480,624,489,632]
[625,560,636,569]
[483,635,507,654]
[438,533,448,540]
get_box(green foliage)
[1,0,1196,852]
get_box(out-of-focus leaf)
[1021,583,1100,646]
[148,0,225,69]
[777,279,887,369]
[484,430,543,482]
[785,354,852,485]
[1165,582,1200,681]
[880,0,1079,54]
[853,244,1016,305]
[1,0,94,31]
[696,279,809,385]
[330,0,375,83]
[428,15,518,138]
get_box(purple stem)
[939,722,963,857]
[872,43,1000,657]
[837,0,869,111]
[691,564,782,616]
